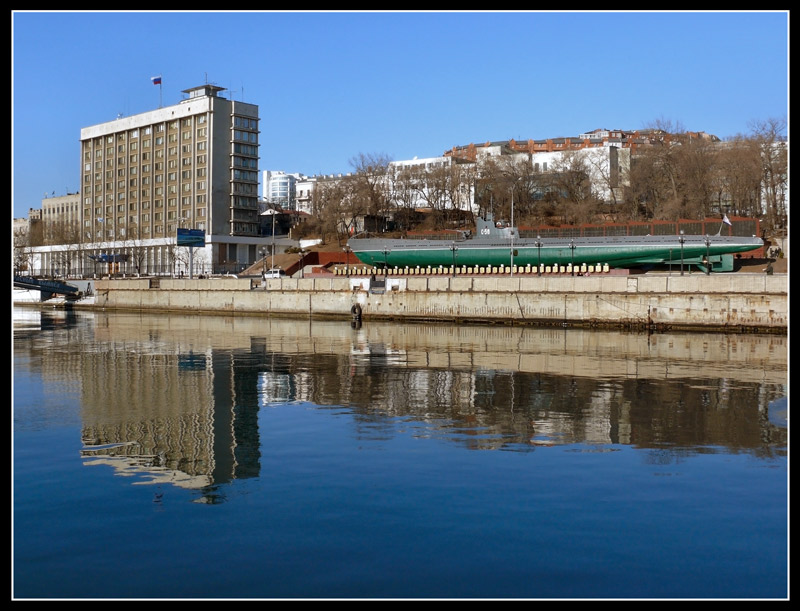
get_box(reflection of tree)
[270,348,787,454]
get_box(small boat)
[347,214,763,272]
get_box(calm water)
[12,308,788,600]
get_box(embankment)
[70,272,787,333]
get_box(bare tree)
[545,151,595,224]
[711,137,762,217]
[748,117,788,232]
[348,152,393,217]
[673,135,717,219]
[43,220,82,277]
[13,227,34,275]
[123,222,147,276]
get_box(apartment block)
[78,84,261,274]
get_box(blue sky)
[12,10,788,219]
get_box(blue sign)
[88,253,129,263]
[177,228,205,247]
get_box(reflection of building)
[19,311,786,499]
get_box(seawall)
[73,272,788,333]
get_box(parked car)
[263,269,286,279]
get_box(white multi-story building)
[262,170,299,210]
[31,84,273,276]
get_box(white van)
[263,269,286,279]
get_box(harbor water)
[12,307,788,600]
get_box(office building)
[77,83,262,275]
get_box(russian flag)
[151,76,162,85]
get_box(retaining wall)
[86,273,787,333]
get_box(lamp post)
[450,243,458,277]
[299,249,306,278]
[704,236,711,275]
[570,240,575,275]
[679,231,686,276]
[509,181,516,276]
[536,236,542,276]
[271,208,276,273]
[383,247,389,276]
[260,247,267,278]
[343,245,351,277]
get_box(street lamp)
[271,208,276,273]
[450,243,458,277]
[536,236,542,276]
[343,245,351,277]
[570,240,575,275]
[509,181,518,275]
[679,231,686,276]
[260,247,267,280]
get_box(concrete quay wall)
[90,273,787,332]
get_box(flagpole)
[152,75,163,108]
